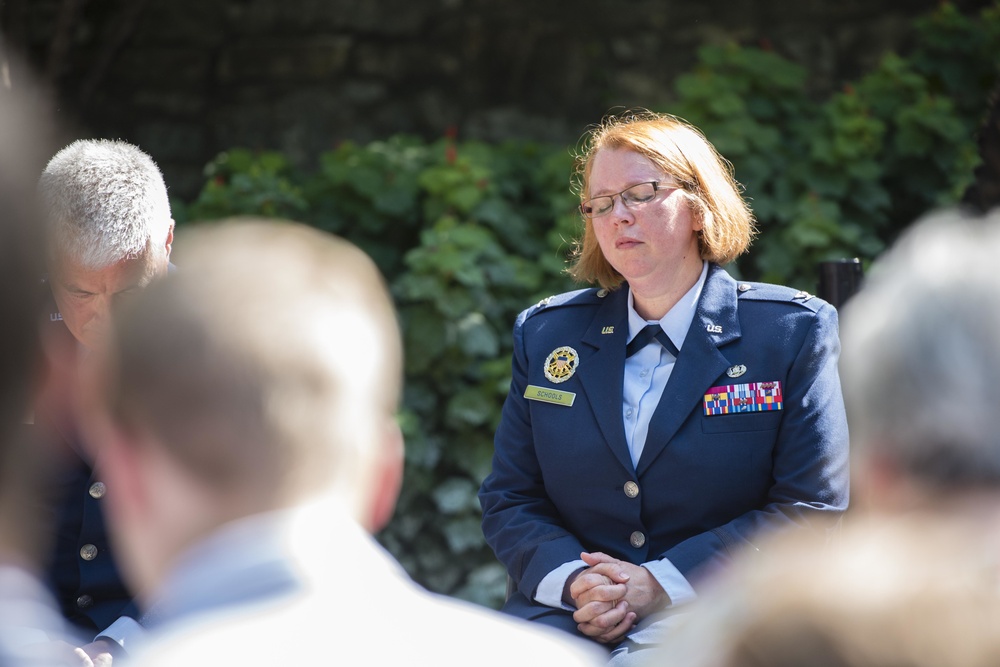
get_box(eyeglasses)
[580,181,676,219]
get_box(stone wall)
[5,0,992,198]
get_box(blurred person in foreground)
[656,517,1000,667]
[0,62,90,663]
[657,207,1000,667]
[79,219,603,665]
[841,208,1000,515]
[479,110,849,664]
[35,139,175,662]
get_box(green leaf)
[432,477,480,515]
[446,389,495,428]
[456,312,500,358]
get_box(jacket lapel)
[636,265,742,476]
[576,288,635,474]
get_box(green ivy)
[175,2,999,610]
[668,3,998,285]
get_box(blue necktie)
[626,323,680,358]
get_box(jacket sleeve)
[479,311,586,599]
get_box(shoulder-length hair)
[568,110,756,289]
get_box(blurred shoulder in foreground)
[0,56,91,664]
[660,515,1000,667]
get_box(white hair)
[840,207,1000,489]
[39,139,172,269]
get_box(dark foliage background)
[4,0,991,198]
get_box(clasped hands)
[565,551,669,644]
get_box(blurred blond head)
[90,218,403,593]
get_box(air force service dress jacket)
[479,263,850,629]
[39,283,140,644]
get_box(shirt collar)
[627,261,708,351]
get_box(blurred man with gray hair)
[35,139,174,663]
[39,139,174,350]
[840,207,1000,506]
[78,218,601,665]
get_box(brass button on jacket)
[623,481,639,498]
[629,531,646,548]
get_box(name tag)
[524,384,576,407]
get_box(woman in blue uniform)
[479,111,849,656]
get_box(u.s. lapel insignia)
[601,326,614,334]
[543,346,579,384]
[726,364,747,378]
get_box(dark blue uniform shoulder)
[733,280,830,314]
[521,286,614,322]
